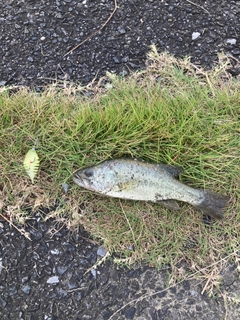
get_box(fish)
[73,158,230,219]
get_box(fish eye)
[84,169,93,177]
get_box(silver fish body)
[73,158,229,219]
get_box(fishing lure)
[23,148,39,184]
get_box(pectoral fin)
[156,199,180,210]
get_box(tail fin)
[195,191,230,219]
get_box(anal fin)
[156,199,180,210]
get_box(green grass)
[0,47,239,291]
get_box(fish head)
[73,162,116,194]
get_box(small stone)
[117,26,126,34]
[192,32,201,40]
[56,13,63,19]
[74,291,82,301]
[113,56,120,64]
[21,276,30,284]
[29,228,42,240]
[57,265,68,275]
[9,287,17,296]
[61,28,68,35]
[0,81,6,86]
[186,298,196,305]
[57,288,68,298]
[190,290,196,296]
[232,48,240,55]
[196,305,202,312]
[50,249,60,255]
[121,56,129,63]
[0,296,7,308]
[125,307,136,319]
[63,242,75,252]
[47,276,59,284]
[97,246,107,257]
[62,183,70,193]
[40,36,46,41]
[67,280,78,290]
[226,38,236,45]
[90,268,97,279]
[86,251,96,264]
[21,284,31,295]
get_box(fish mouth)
[73,172,87,188]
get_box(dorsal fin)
[157,164,183,178]
[122,158,183,178]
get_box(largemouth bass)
[73,158,229,219]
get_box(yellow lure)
[23,148,39,184]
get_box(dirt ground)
[0,0,240,319]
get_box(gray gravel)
[0,0,240,319]
[0,0,239,88]
[1,215,240,320]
